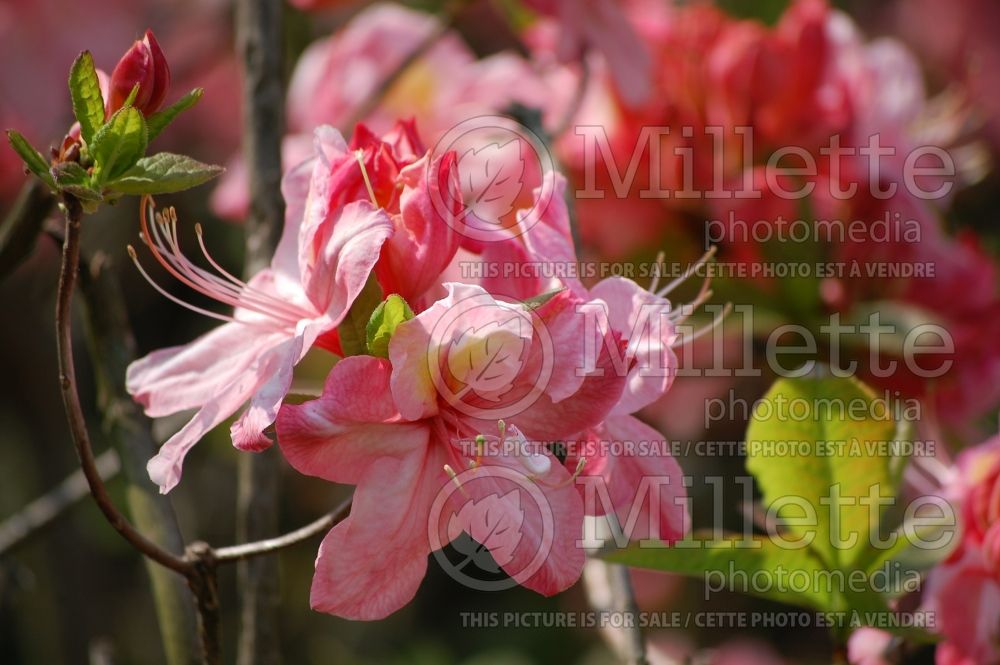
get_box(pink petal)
[126,322,283,419]
[589,277,678,415]
[231,326,321,452]
[277,355,428,483]
[310,430,442,619]
[595,415,688,543]
[146,370,269,494]
[275,355,443,619]
[302,200,394,319]
[376,151,464,304]
[440,451,585,595]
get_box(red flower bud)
[107,30,171,116]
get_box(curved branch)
[54,193,192,576]
[215,495,352,563]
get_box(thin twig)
[236,0,287,659]
[54,193,192,576]
[0,179,55,280]
[340,0,470,132]
[78,249,201,665]
[0,449,120,555]
[216,495,352,563]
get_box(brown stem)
[78,249,201,665]
[185,542,221,665]
[215,495,352,563]
[54,193,192,576]
[236,0,287,659]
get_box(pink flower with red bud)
[107,29,171,117]
[127,121,461,494]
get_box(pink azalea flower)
[276,282,629,619]
[920,432,1000,664]
[471,171,697,540]
[127,127,395,493]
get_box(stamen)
[671,288,714,326]
[536,457,588,489]
[443,464,469,498]
[133,195,311,327]
[648,250,666,294]
[355,149,379,207]
[680,302,733,345]
[656,246,717,298]
[127,245,279,328]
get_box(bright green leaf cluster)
[4,49,221,212]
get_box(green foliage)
[5,130,56,190]
[605,533,836,611]
[108,153,224,195]
[745,376,898,570]
[146,88,203,142]
[52,162,101,201]
[90,106,148,185]
[68,51,105,145]
[10,56,218,208]
[604,373,925,640]
[338,276,384,357]
[366,294,415,358]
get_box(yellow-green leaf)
[366,294,414,358]
[745,375,898,571]
[69,51,105,145]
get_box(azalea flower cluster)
[126,119,690,619]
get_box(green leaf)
[745,375,898,571]
[366,294,414,358]
[69,51,105,145]
[603,532,837,611]
[5,130,56,189]
[522,287,565,310]
[91,106,148,184]
[337,275,383,357]
[108,152,225,195]
[52,162,101,201]
[146,88,203,142]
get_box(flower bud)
[107,30,171,116]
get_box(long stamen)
[679,302,733,345]
[443,464,469,498]
[127,246,283,330]
[135,196,309,326]
[355,149,379,207]
[648,250,666,294]
[671,288,714,326]
[656,246,717,298]
[191,223,313,320]
[535,457,588,488]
